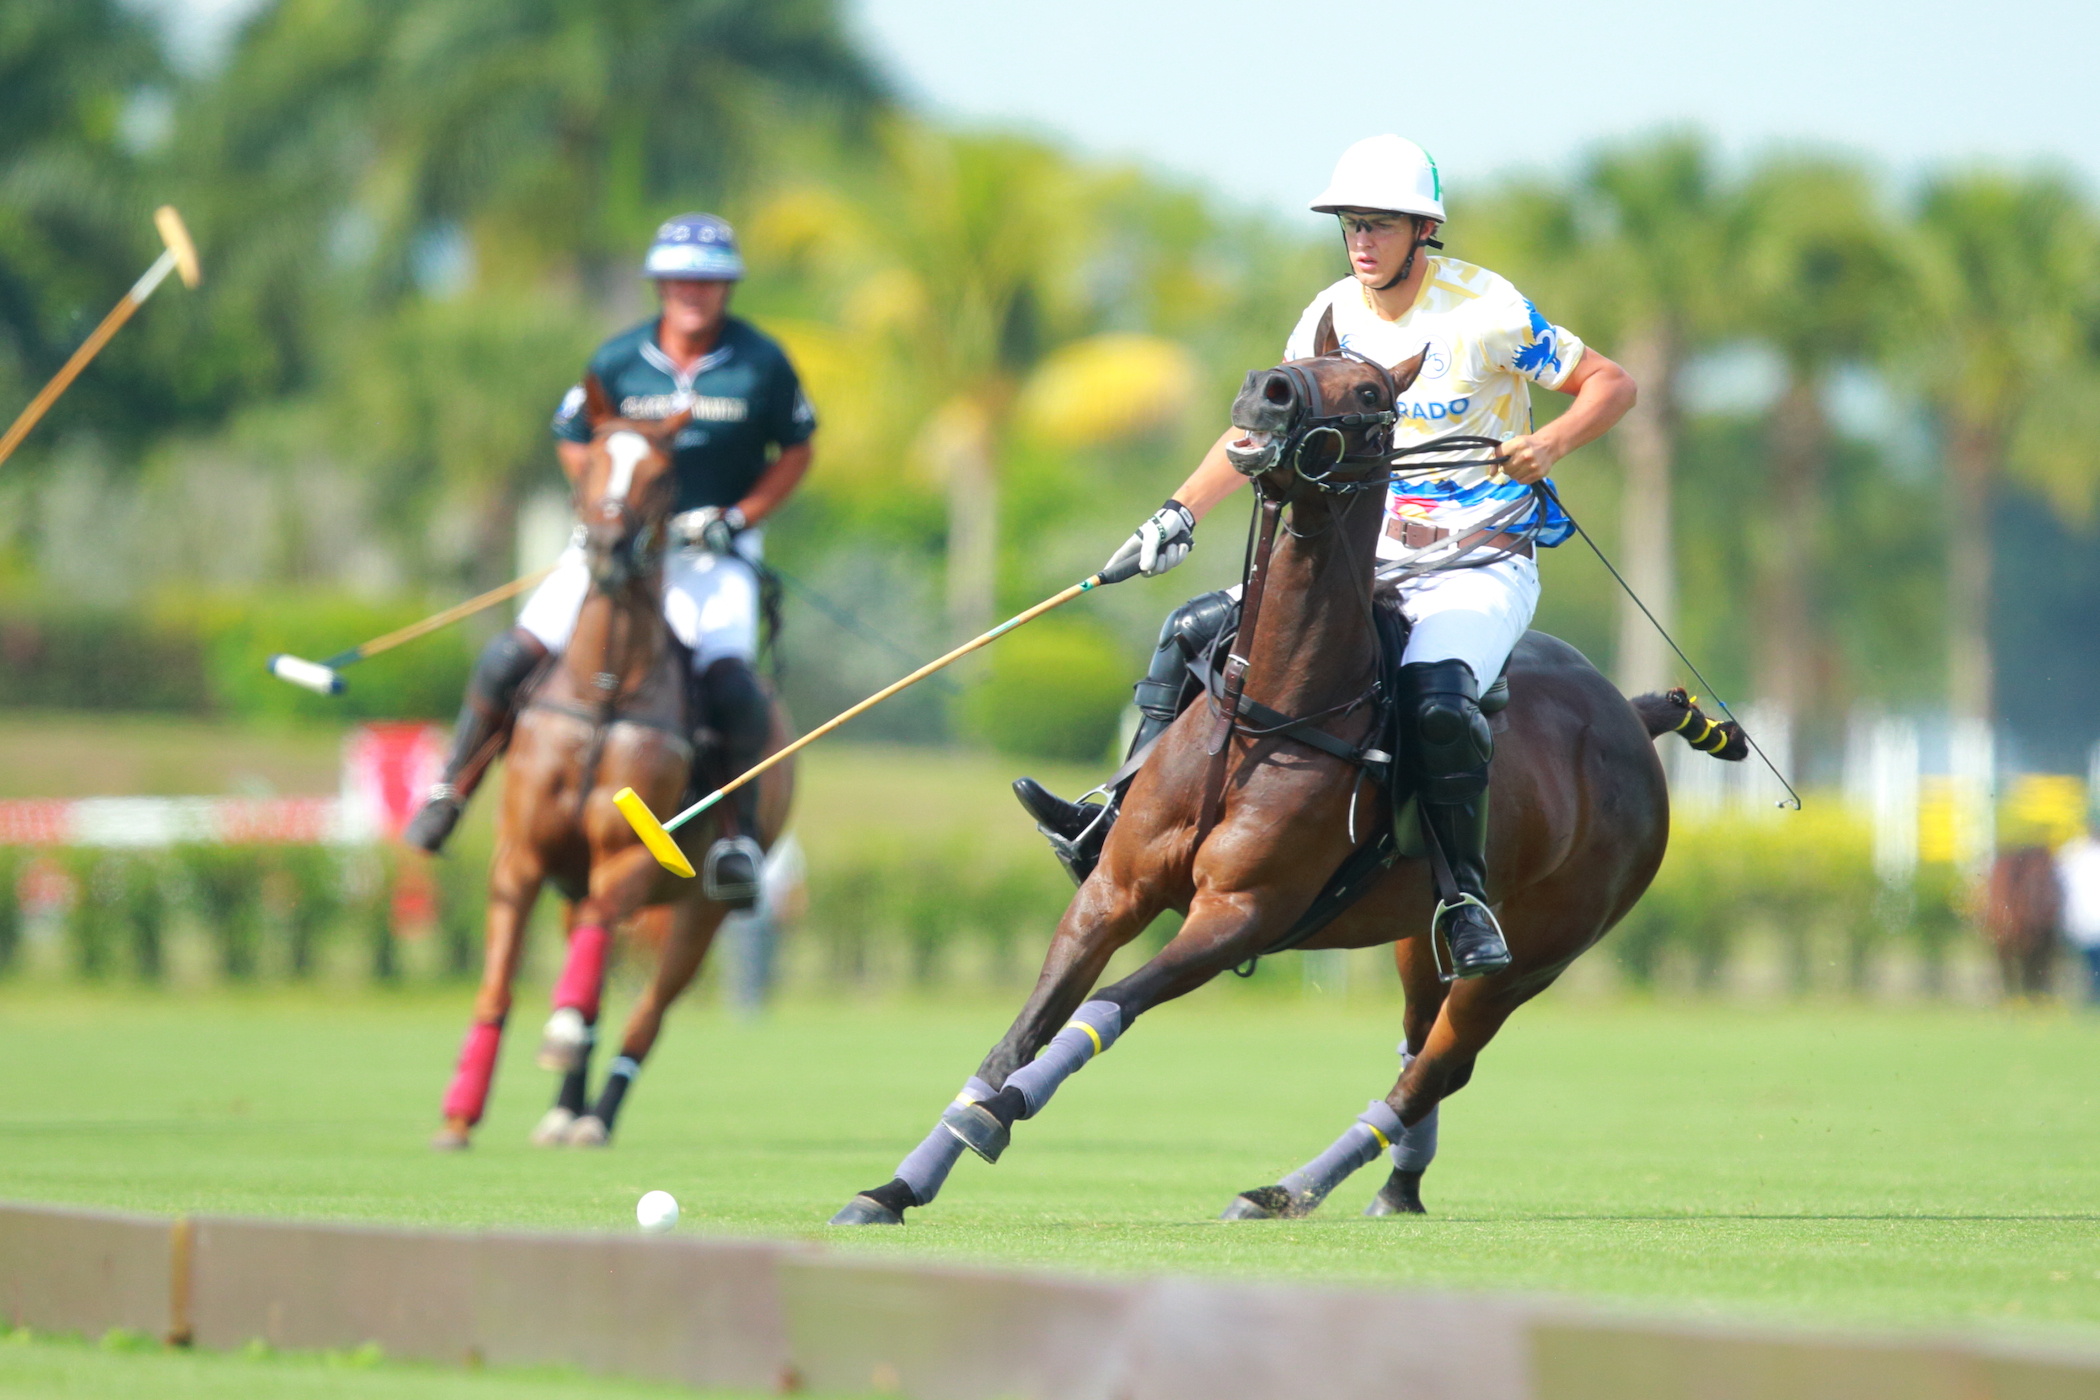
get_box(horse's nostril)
[1264,377,1292,405]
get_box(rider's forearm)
[1536,352,1636,459]
[736,440,813,526]
[556,439,592,488]
[1172,429,1250,522]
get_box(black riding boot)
[1013,590,1237,885]
[1403,659,1512,980]
[404,628,548,854]
[699,657,769,909]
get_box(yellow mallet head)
[153,206,201,289]
[613,787,695,878]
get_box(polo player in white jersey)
[1017,135,1637,978]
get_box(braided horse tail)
[1631,687,1748,761]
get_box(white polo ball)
[636,1190,679,1233]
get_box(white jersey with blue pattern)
[1283,257,1585,564]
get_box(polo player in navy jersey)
[405,214,816,907]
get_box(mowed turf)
[1,988,2097,1342]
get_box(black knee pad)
[1167,590,1238,659]
[1403,660,1492,798]
[1135,590,1238,717]
[468,628,547,710]
[702,657,770,759]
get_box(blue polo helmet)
[641,213,744,280]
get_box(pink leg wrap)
[441,1019,503,1125]
[552,923,611,1018]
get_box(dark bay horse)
[435,387,794,1150]
[833,312,1739,1224]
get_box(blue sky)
[149,0,2098,215]
[848,0,2099,214]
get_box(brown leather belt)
[1385,517,1535,557]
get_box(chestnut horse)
[833,315,1737,1224]
[434,389,793,1150]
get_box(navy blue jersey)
[551,316,816,513]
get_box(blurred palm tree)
[1477,134,1732,693]
[1736,155,1905,736]
[1579,135,1733,695]
[750,126,1195,638]
[1899,172,2100,726]
[0,0,166,447]
[167,0,887,584]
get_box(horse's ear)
[653,404,693,440]
[1311,303,1340,359]
[1390,347,1427,396]
[581,373,615,428]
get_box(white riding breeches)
[1227,552,1539,687]
[516,531,763,670]
[1388,553,1539,686]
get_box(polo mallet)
[616,571,1121,877]
[267,565,557,695]
[0,206,202,471]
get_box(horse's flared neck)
[564,573,671,698]
[1237,480,1386,715]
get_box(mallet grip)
[661,574,1107,834]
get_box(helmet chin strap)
[1371,216,1444,292]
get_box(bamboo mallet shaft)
[323,566,557,667]
[655,574,1107,835]
[0,207,200,472]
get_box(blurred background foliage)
[1,0,2098,784]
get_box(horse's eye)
[1357,384,1379,403]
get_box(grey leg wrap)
[1277,1100,1407,1209]
[1390,1106,1439,1172]
[894,1076,994,1205]
[1390,1048,1438,1172]
[1000,1001,1123,1117]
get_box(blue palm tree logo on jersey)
[1511,299,1561,376]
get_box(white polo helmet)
[1309,135,1445,222]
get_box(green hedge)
[0,844,478,985]
[0,595,477,720]
[1611,809,1970,993]
[0,809,1993,997]
[962,619,1131,764]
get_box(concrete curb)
[2,1201,2095,1398]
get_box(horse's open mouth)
[1224,428,1282,475]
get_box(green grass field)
[2,986,2097,1354]
[0,1326,762,1400]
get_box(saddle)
[1192,598,1508,961]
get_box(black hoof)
[830,1194,904,1226]
[1219,1185,1297,1221]
[941,1100,1011,1163]
[1363,1169,1427,1216]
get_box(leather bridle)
[1231,348,1400,498]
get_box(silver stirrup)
[702,835,765,904]
[1429,893,1501,984]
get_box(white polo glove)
[671,505,746,554]
[1102,500,1196,583]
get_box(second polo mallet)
[0,206,202,471]
[616,571,1122,877]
